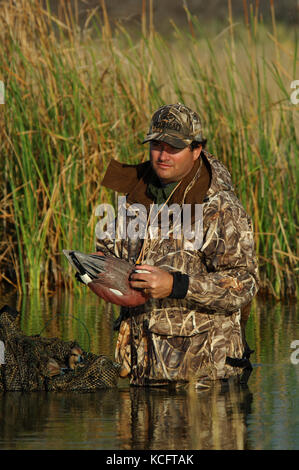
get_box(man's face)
[150,141,202,184]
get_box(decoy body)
[46,358,63,377]
[46,346,84,377]
[63,250,149,307]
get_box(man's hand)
[129,264,173,299]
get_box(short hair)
[190,139,207,150]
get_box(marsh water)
[0,290,298,450]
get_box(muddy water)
[0,291,298,450]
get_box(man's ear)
[193,145,202,161]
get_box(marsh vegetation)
[0,0,298,299]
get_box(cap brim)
[142,132,189,149]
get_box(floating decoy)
[63,250,150,307]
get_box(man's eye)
[168,147,180,154]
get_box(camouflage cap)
[142,103,205,149]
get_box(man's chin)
[158,175,175,184]
[154,167,175,182]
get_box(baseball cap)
[142,103,205,149]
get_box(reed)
[0,0,298,298]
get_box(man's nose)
[158,148,170,160]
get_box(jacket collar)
[101,152,212,208]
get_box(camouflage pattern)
[96,150,259,387]
[142,102,205,149]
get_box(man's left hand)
[129,265,173,299]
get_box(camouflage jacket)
[95,150,259,338]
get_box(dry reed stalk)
[100,0,112,40]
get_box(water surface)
[0,291,298,450]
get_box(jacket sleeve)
[185,199,259,313]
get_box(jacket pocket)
[148,307,213,337]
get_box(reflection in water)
[0,382,252,450]
[245,299,299,450]
[0,291,298,450]
[117,382,252,450]
[0,390,122,450]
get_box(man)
[96,103,259,388]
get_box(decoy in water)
[63,250,150,307]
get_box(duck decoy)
[46,358,64,377]
[46,347,84,377]
[68,346,84,370]
[63,250,150,307]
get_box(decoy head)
[63,250,149,307]
[68,346,84,370]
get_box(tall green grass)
[0,0,298,298]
